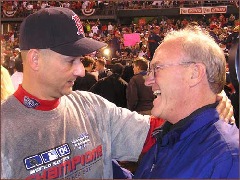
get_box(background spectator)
[90,63,128,108]
[1,65,14,101]
[95,57,112,80]
[11,54,23,90]
[126,57,154,115]
[73,56,97,91]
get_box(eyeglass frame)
[147,61,196,77]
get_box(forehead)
[44,49,74,60]
[152,40,183,65]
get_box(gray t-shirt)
[1,91,150,179]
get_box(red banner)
[180,6,227,14]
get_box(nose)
[144,73,155,87]
[73,60,85,77]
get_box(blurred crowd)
[2,10,239,74]
[1,0,238,18]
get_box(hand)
[216,91,235,124]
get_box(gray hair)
[163,26,226,94]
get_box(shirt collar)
[14,85,60,111]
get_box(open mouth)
[153,90,161,98]
[68,80,76,86]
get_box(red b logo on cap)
[72,14,84,36]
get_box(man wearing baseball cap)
[1,7,150,179]
[1,7,235,179]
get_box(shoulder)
[66,90,97,101]
[130,74,143,82]
[1,95,14,109]
[65,91,112,108]
[1,95,27,120]
[214,121,239,154]
[191,118,239,160]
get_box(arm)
[79,91,150,161]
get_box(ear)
[26,49,40,71]
[189,63,206,87]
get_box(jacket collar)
[153,103,219,146]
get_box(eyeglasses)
[147,61,195,77]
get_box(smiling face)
[145,40,193,123]
[36,49,85,99]
[145,27,226,123]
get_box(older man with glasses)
[134,26,239,179]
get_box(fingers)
[216,93,223,102]
[221,105,234,123]
[216,94,227,115]
[219,107,230,123]
[216,93,235,124]
[230,116,236,125]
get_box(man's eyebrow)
[150,61,161,67]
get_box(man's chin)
[151,107,165,119]
[62,88,73,96]
[151,108,159,118]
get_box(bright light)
[103,48,110,56]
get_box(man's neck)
[168,90,216,124]
[14,84,60,111]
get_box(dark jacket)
[98,68,112,80]
[126,71,154,112]
[73,70,97,91]
[90,73,128,108]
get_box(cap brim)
[50,37,107,57]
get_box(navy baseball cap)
[19,7,107,56]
